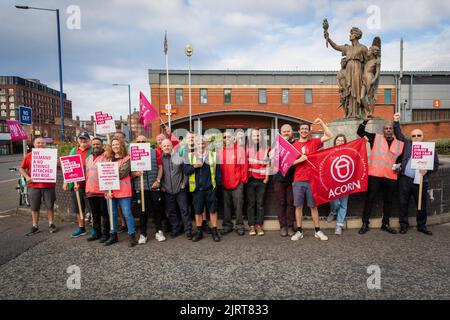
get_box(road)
[0,155,23,212]
[0,210,449,300]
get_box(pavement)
[0,210,449,300]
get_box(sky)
[1,0,450,119]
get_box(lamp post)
[112,83,132,141]
[15,5,65,142]
[184,44,193,132]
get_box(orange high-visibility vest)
[85,153,106,194]
[111,156,132,198]
[368,134,404,180]
[247,147,269,180]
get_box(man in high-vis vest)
[85,137,110,242]
[184,136,221,242]
[357,115,404,235]
[393,113,439,235]
[63,132,92,238]
[246,129,270,236]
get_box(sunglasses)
[411,135,422,138]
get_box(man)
[85,138,110,242]
[219,130,248,236]
[393,113,439,235]
[160,139,192,240]
[20,137,57,236]
[63,132,92,238]
[246,129,270,236]
[185,136,221,242]
[357,115,404,234]
[291,118,333,241]
[273,124,296,237]
[131,135,166,244]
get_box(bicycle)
[9,167,30,207]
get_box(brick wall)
[401,121,450,140]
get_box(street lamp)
[112,83,132,141]
[16,5,65,142]
[185,44,193,132]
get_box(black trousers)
[399,175,428,228]
[222,183,244,230]
[87,196,110,236]
[140,190,163,236]
[362,176,397,225]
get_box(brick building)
[148,70,450,140]
[0,76,73,152]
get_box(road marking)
[0,215,11,219]
[0,178,17,184]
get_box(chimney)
[90,115,94,122]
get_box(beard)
[93,147,103,154]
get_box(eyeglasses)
[411,135,422,138]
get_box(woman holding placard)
[104,138,137,247]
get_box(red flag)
[306,138,368,206]
[139,92,158,131]
[6,120,27,141]
[163,31,168,55]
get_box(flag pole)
[164,31,171,131]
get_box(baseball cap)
[78,132,90,140]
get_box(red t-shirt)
[293,138,323,181]
[20,152,56,189]
[155,147,163,166]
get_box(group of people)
[19,112,439,248]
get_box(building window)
[1,111,6,117]
[224,89,232,104]
[304,89,313,104]
[200,89,208,104]
[10,110,15,117]
[8,96,14,102]
[412,109,450,122]
[8,89,14,95]
[384,89,392,104]
[258,89,267,104]
[0,96,5,103]
[0,89,6,95]
[282,89,289,104]
[175,89,184,104]
[0,103,6,110]
[9,103,14,109]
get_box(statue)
[323,20,381,118]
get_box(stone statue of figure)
[337,57,349,117]
[325,26,368,118]
[361,37,381,116]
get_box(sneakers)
[314,230,329,241]
[327,213,336,223]
[287,227,295,237]
[71,227,87,238]
[249,226,256,236]
[291,230,304,241]
[49,224,57,234]
[155,230,166,242]
[335,226,343,235]
[256,225,265,236]
[138,234,147,244]
[26,226,39,236]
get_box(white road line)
[0,178,17,184]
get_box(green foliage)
[57,142,77,156]
[435,139,450,155]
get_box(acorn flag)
[139,92,158,131]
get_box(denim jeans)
[330,195,349,227]
[107,197,136,235]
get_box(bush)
[435,139,450,155]
[57,142,77,156]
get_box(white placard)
[411,142,435,170]
[31,148,58,183]
[129,143,152,171]
[98,162,120,191]
[94,111,115,135]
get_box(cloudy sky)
[1,0,450,119]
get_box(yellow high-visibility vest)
[188,151,216,192]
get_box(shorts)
[70,188,86,215]
[29,187,56,212]
[293,181,316,208]
[192,188,217,215]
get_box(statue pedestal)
[324,117,387,148]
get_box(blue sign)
[19,105,32,125]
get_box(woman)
[326,134,349,235]
[104,138,137,247]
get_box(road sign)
[19,105,32,125]
[433,100,441,108]
[165,104,172,111]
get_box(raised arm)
[325,34,346,53]
[393,113,407,142]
